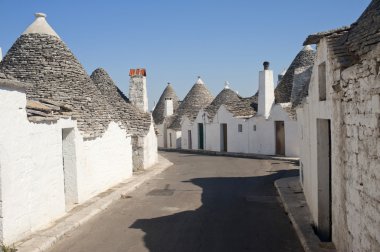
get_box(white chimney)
[0,47,2,62]
[164,98,173,117]
[258,61,274,119]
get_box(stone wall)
[298,34,380,251]
[330,43,380,252]
[129,75,148,113]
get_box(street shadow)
[130,169,303,252]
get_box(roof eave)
[0,79,32,91]
[303,25,352,45]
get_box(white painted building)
[180,47,315,157]
[155,77,214,149]
[0,13,157,244]
[297,1,380,250]
[152,83,181,148]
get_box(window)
[318,62,327,101]
[253,125,256,131]
[238,124,243,132]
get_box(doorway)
[198,123,204,150]
[188,130,192,149]
[169,133,172,148]
[316,119,332,241]
[163,126,168,148]
[62,128,78,211]
[275,121,285,155]
[220,123,228,152]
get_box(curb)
[15,154,173,252]
[274,176,336,252]
[159,148,299,164]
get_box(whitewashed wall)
[0,87,67,244]
[297,39,333,228]
[166,128,181,149]
[0,85,139,244]
[270,104,299,157]
[156,123,165,148]
[181,104,299,157]
[213,106,248,153]
[181,117,192,149]
[330,43,380,251]
[75,122,133,203]
[246,116,275,155]
[143,122,158,169]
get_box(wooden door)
[275,121,285,155]
[220,123,227,152]
[198,123,204,150]
[188,130,192,149]
[317,119,332,241]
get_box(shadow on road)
[130,169,303,252]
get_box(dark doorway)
[275,121,285,155]
[316,119,332,241]
[220,123,228,152]
[188,130,192,150]
[169,133,172,148]
[163,126,168,148]
[198,123,204,150]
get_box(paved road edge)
[274,176,336,252]
[15,154,173,252]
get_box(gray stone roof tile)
[204,88,241,119]
[90,68,152,136]
[0,33,117,138]
[168,78,214,130]
[274,46,316,103]
[152,83,180,125]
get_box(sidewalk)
[15,154,173,252]
[274,176,336,252]
[159,148,299,163]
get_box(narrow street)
[48,152,303,252]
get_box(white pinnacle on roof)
[195,76,205,85]
[23,13,60,38]
[224,81,230,89]
[303,45,314,51]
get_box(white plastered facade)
[180,104,299,156]
[296,38,333,230]
[0,84,159,244]
[297,38,380,251]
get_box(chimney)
[0,47,2,62]
[129,68,148,112]
[258,61,274,118]
[164,98,173,117]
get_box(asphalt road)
[48,152,303,252]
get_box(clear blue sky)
[0,0,370,109]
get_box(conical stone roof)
[274,45,316,103]
[0,13,118,138]
[168,77,214,130]
[152,83,180,125]
[90,68,152,136]
[205,85,241,119]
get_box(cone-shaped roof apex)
[23,13,60,38]
[152,82,180,125]
[195,76,204,85]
